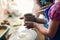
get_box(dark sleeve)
[46,0,53,3]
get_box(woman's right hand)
[24,21,35,29]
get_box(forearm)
[34,23,52,38]
[33,0,40,5]
[41,5,49,9]
[33,0,42,17]
[34,23,48,35]
[35,18,48,24]
[40,3,51,10]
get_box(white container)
[9,26,37,40]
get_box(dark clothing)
[40,0,53,6]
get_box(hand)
[20,15,24,19]
[24,21,35,29]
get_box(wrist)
[33,22,39,27]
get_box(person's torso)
[48,2,60,40]
[46,2,60,40]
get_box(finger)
[20,16,24,19]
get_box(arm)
[34,19,59,38]
[33,0,40,5]
[40,5,50,10]
[35,4,60,38]
[35,18,48,24]
[40,3,52,10]
[33,0,42,17]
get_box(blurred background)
[0,0,53,40]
